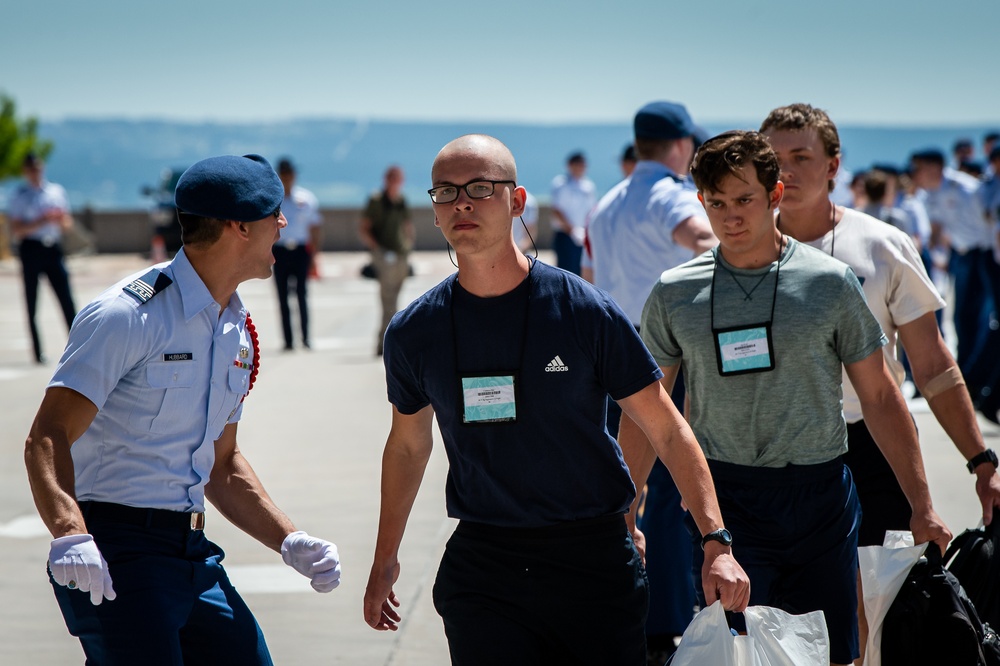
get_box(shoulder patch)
[122,269,174,304]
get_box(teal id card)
[714,325,774,375]
[461,375,517,423]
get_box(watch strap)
[967,449,998,474]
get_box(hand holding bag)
[670,601,829,666]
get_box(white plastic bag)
[858,530,928,666]
[671,601,830,666]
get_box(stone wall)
[60,206,557,255]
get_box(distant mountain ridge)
[5,117,997,210]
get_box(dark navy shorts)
[688,457,861,665]
[433,513,648,666]
[844,419,912,547]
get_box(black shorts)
[433,514,647,666]
[843,419,912,547]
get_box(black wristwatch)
[701,528,733,550]
[967,449,999,474]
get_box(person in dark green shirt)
[359,165,415,355]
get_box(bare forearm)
[618,375,725,537]
[901,315,988,464]
[672,216,718,254]
[24,391,98,539]
[550,209,571,232]
[373,443,431,562]
[206,452,296,552]
[924,386,988,461]
[656,423,724,536]
[25,434,87,538]
[617,414,657,531]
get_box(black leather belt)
[79,501,205,531]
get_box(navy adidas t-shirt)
[384,260,663,527]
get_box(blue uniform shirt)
[7,180,69,245]
[49,249,255,512]
[588,160,705,324]
[275,185,321,247]
[921,169,990,252]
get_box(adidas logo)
[545,356,569,372]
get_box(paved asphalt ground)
[1,250,997,665]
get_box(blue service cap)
[910,148,946,164]
[870,163,901,176]
[174,154,283,222]
[634,101,697,140]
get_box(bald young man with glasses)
[363,134,748,665]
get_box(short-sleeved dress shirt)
[7,180,69,245]
[588,161,705,324]
[49,249,255,511]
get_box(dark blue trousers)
[51,503,272,666]
[272,244,311,349]
[949,248,991,376]
[552,231,583,276]
[18,239,76,362]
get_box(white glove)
[281,531,342,592]
[48,534,116,606]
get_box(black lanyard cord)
[710,236,785,331]
[450,258,534,374]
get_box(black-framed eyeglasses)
[427,179,516,204]
[272,206,282,219]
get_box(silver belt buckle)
[190,512,206,531]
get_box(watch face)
[703,528,733,548]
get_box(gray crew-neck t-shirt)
[640,238,887,468]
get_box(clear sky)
[3,0,997,127]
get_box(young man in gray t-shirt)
[619,130,951,666]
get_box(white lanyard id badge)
[710,243,782,377]
[461,373,518,423]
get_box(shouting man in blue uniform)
[363,134,749,665]
[24,154,341,665]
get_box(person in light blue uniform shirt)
[586,101,718,663]
[6,152,78,364]
[273,157,323,350]
[972,146,1000,422]
[24,154,342,666]
[911,149,992,377]
[549,151,596,275]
